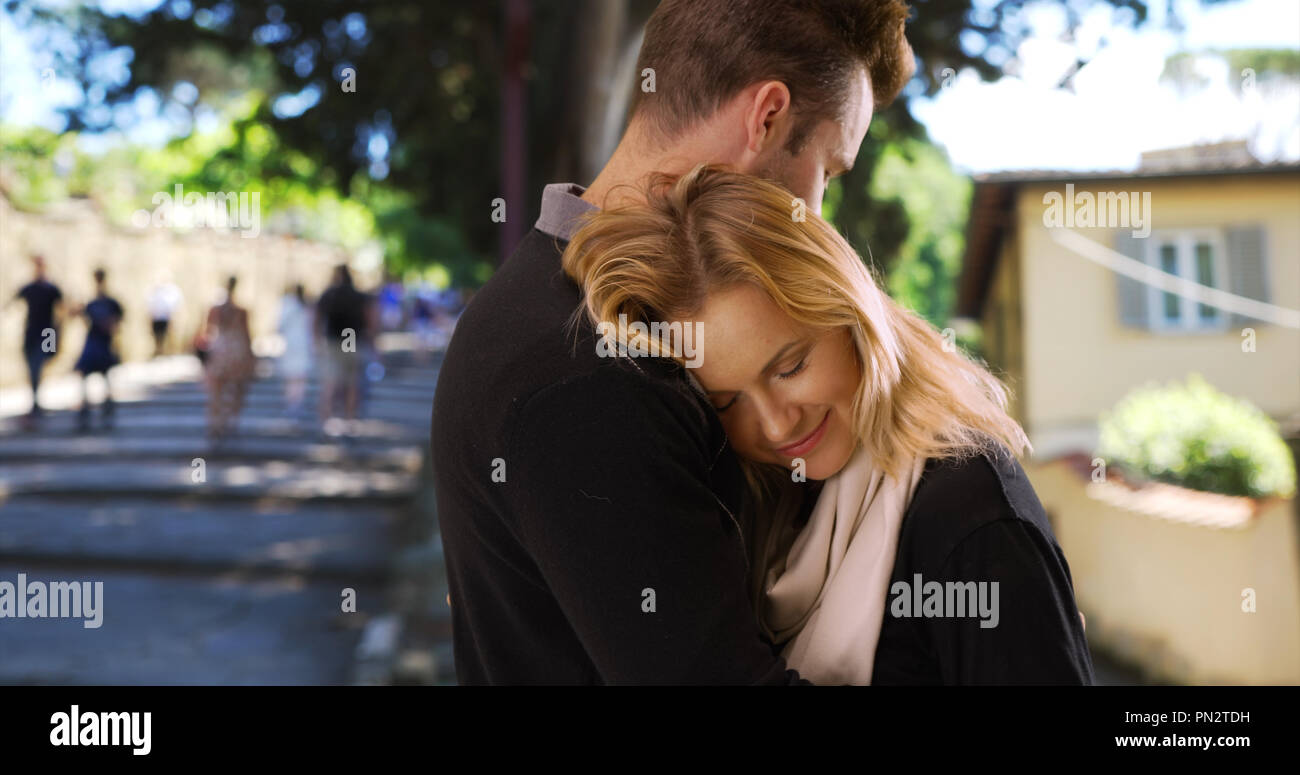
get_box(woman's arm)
[926,518,1095,685]
[875,451,1094,686]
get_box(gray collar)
[534,183,599,242]
[537,182,709,399]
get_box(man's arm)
[504,367,809,685]
[928,519,1095,685]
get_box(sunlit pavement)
[0,343,451,685]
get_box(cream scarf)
[760,444,926,684]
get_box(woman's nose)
[752,392,800,448]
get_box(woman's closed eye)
[777,357,808,380]
[712,357,809,413]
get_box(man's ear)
[743,80,794,156]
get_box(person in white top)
[147,277,183,357]
[277,284,314,418]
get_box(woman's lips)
[776,410,831,458]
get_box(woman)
[72,268,123,431]
[200,276,256,441]
[561,165,1094,685]
[276,283,314,420]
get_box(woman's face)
[688,283,860,480]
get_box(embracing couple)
[432,0,1095,685]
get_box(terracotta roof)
[971,160,1300,185]
[1047,452,1265,530]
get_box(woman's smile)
[774,408,831,458]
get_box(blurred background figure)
[200,275,256,442]
[9,254,63,425]
[276,283,314,422]
[147,273,183,358]
[315,264,373,427]
[432,287,466,349]
[409,287,436,363]
[72,267,122,432]
[378,275,406,332]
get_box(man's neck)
[581,119,738,211]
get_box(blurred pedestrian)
[8,255,63,422]
[410,289,435,362]
[147,274,183,357]
[276,283,313,420]
[73,268,123,431]
[200,276,256,441]
[378,276,404,331]
[315,264,373,425]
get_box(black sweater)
[872,450,1096,684]
[432,227,1093,685]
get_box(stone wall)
[1,193,379,390]
[1029,456,1300,685]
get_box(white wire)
[1047,228,1300,329]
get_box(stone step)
[147,378,439,399]
[103,392,432,407]
[105,396,434,416]
[0,460,418,501]
[0,414,430,443]
[0,433,424,468]
[0,496,398,577]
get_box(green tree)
[18,0,1173,286]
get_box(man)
[432,0,914,684]
[12,255,63,420]
[315,264,375,425]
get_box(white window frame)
[1143,228,1231,333]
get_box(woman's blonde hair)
[561,164,1030,596]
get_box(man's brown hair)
[630,0,913,154]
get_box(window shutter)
[1114,231,1147,329]
[1226,225,1269,328]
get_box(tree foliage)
[14,0,1163,291]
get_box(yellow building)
[957,144,1300,458]
[955,143,1300,684]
